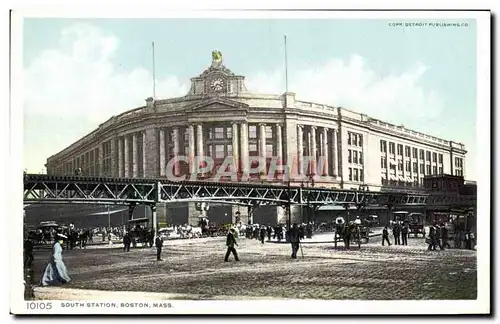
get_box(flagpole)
[284,35,288,94]
[152,41,156,100]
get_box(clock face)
[210,78,225,92]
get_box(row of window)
[347,132,363,147]
[381,178,424,187]
[454,169,464,177]
[348,167,364,182]
[381,157,444,175]
[347,149,364,165]
[454,157,464,168]
[380,140,444,163]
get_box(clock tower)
[187,51,248,96]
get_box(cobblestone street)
[31,235,477,300]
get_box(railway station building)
[44,53,468,226]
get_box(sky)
[22,18,477,179]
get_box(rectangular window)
[405,146,411,157]
[360,170,364,182]
[226,127,232,139]
[381,157,386,168]
[266,144,273,156]
[249,126,257,139]
[227,144,233,156]
[348,133,352,145]
[432,166,438,174]
[439,154,443,164]
[249,144,258,156]
[353,134,358,146]
[390,164,396,171]
[405,161,411,172]
[265,126,273,139]
[353,169,359,181]
[412,148,418,158]
[380,140,387,153]
[439,166,443,174]
[353,150,358,164]
[413,162,418,172]
[348,168,353,181]
[215,127,224,139]
[389,143,395,154]
[215,145,225,159]
[398,161,403,171]
[397,144,403,156]
[359,152,363,165]
[426,151,431,161]
[348,150,352,163]
[419,149,424,160]
[419,163,424,174]
[426,165,431,175]
[432,152,437,162]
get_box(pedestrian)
[123,232,131,252]
[155,235,163,261]
[392,222,401,245]
[24,237,34,269]
[434,225,442,250]
[427,227,436,251]
[440,224,450,249]
[306,222,313,239]
[401,224,408,246]
[289,224,301,259]
[259,226,266,244]
[224,228,239,262]
[382,226,391,246]
[266,224,272,241]
[41,233,71,286]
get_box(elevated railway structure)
[23,174,476,234]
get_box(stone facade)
[45,53,467,225]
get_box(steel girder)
[23,175,157,205]
[23,174,475,209]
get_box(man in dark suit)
[289,224,301,259]
[123,232,131,252]
[224,228,239,262]
[155,235,164,261]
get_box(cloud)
[23,24,188,172]
[24,23,445,174]
[246,54,445,124]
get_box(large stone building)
[45,53,467,226]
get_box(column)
[332,129,339,177]
[118,137,123,177]
[123,136,129,177]
[276,124,283,172]
[232,123,239,173]
[310,126,317,175]
[173,127,181,176]
[297,125,304,176]
[110,137,117,177]
[99,143,104,176]
[259,124,267,175]
[144,128,159,178]
[132,132,138,178]
[322,127,329,176]
[240,123,249,175]
[159,128,166,177]
[188,124,196,175]
[196,124,204,157]
[142,131,147,178]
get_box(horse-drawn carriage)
[334,217,369,249]
[393,211,426,237]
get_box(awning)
[389,159,397,165]
[389,174,397,181]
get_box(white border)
[8,6,491,316]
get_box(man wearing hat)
[155,235,164,261]
[224,228,239,262]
